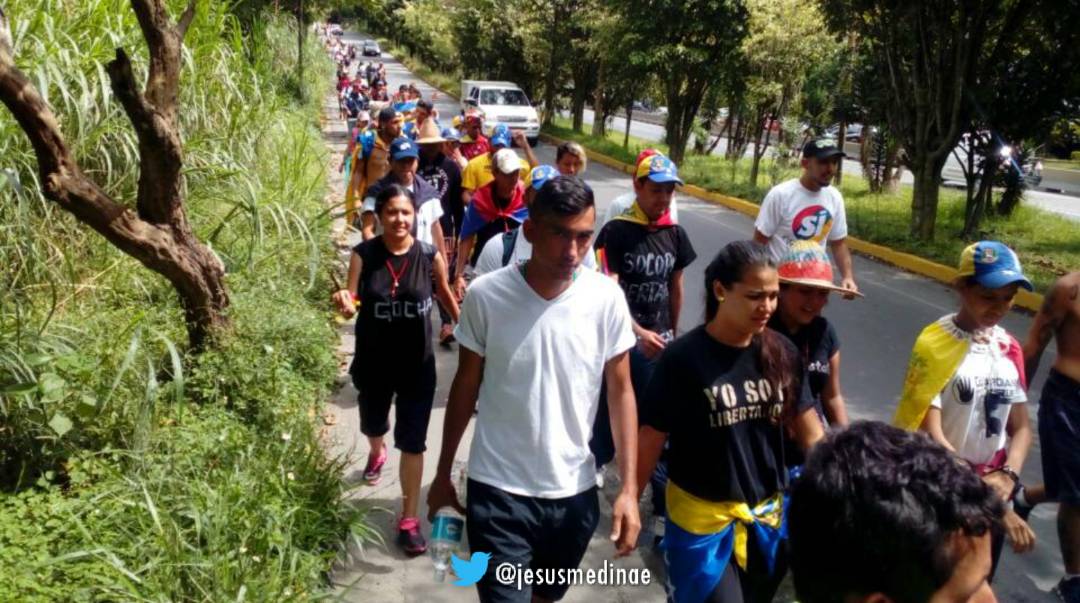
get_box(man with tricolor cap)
[461,124,538,206]
[753,138,858,299]
[473,166,598,277]
[346,106,402,229]
[453,148,530,298]
[1023,268,1080,601]
[594,154,697,541]
[459,111,490,161]
[894,241,1036,577]
[600,148,680,232]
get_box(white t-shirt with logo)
[930,317,1027,466]
[454,266,636,498]
[473,230,598,277]
[754,178,848,264]
[600,192,680,233]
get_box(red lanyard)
[385,257,409,299]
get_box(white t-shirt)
[754,178,848,264]
[600,192,680,233]
[930,317,1027,466]
[363,184,444,245]
[473,230,598,277]
[454,266,636,498]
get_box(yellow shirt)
[461,153,532,192]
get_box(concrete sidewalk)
[317,91,669,602]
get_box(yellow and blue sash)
[663,481,786,603]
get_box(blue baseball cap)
[957,241,1033,291]
[635,154,683,185]
[490,124,512,149]
[389,137,419,161]
[529,165,559,191]
[441,127,460,142]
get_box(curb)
[540,132,1046,312]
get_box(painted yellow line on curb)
[540,132,1046,312]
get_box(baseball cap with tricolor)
[956,241,1033,291]
[529,165,559,191]
[635,154,684,185]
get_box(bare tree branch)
[0,7,12,64]
[177,0,197,41]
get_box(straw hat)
[416,118,445,144]
[776,240,863,297]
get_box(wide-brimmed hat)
[777,240,863,297]
[416,118,445,145]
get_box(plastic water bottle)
[430,506,464,582]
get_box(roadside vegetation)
[0,1,371,599]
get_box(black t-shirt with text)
[594,222,696,336]
[641,326,814,504]
[767,315,839,404]
[351,238,436,374]
[418,153,464,238]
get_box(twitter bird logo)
[450,551,491,586]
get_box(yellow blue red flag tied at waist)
[664,481,786,603]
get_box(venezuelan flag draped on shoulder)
[893,241,1032,431]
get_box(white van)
[461,80,540,147]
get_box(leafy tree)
[819,0,1046,239]
[613,0,748,163]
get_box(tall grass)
[0,0,369,599]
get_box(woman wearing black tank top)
[333,184,459,556]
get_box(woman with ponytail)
[636,240,824,603]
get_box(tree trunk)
[624,101,633,149]
[749,111,771,189]
[541,4,559,126]
[833,121,847,185]
[571,92,586,132]
[0,1,229,350]
[591,64,606,138]
[910,154,946,239]
[707,114,732,155]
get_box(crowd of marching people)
[321,26,1080,603]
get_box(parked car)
[825,123,864,142]
[461,80,540,147]
[362,40,381,57]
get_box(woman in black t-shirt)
[332,184,459,557]
[769,240,858,429]
[637,240,824,603]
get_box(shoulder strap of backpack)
[501,229,518,267]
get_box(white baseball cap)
[493,148,523,175]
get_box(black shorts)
[466,479,599,602]
[352,356,436,454]
[1038,369,1080,505]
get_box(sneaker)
[362,444,388,485]
[439,324,456,347]
[1054,577,1080,603]
[397,516,427,556]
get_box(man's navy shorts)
[466,479,599,602]
[1039,369,1080,505]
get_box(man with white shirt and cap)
[753,138,859,298]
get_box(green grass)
[0,2,372,599]
[545,118,1078,293]
[1043,158,1080,172]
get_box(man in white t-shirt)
[753,138,858,298]
[599,148,680,233]
[428,176,641,603]
[474,165,597,276]
[360,137,446,258]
